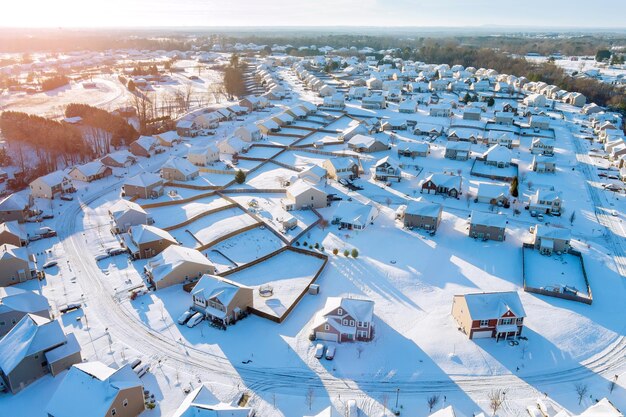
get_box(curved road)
[58,184,626,398]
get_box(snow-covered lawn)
[147,195,231,229]
[207,227,285,268]
[523,249,590,297]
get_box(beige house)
[282,180,327,211]
[108,199,150,234]
[444,141,471,161]
[0,315,81,393]
[468,211,507,241]
[234,124,262,142]
[160,156,199,182]
[0,287,50,338]
[530,138,555,155]
[187,144,220,166]
[452,291,525,340]
[347,134,388,153]
[154,131,181,147]
[129,135,158,157]
[29,171,74,199]
[191,274,253,325]
[145,245,215,290]
[528,189,563,215]
[532,225,571,255]
[323,158,360,180]
[101,150,136,168]
[0,194,33,224]
[68,161,112,183]
[0,221,28,247]
[122,173,164,200]
[47,361,145,417]
[531,155,556,173]
[402,199,442,233]
[0,244,39,287]
[124,225,177,259]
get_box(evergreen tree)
[235,169,246,184]
[510,176,519,197]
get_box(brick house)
[420,173,462,198]
[312,297,375,343]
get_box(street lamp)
[395,388,400,411]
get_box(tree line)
[65,103,139,151]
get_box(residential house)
[365,77,383,90]
[451,291,525,340]
[271,112,294,127]
[0,194,33,223]
[0,221,28,247]
[323,93,345,108]
[145,245,215,290]
[494,111,514,126]
[397,142,429,158]
[348,86,369,100]
[381,118,407,131]
[528,189,563,215]
[421,173,462,198]
[530,155,556,173]
[282,180,327,211]
[122,173,164,200]
[285,106,307,120]
[68,161,112,183]
[101,150,136,168]
[108,199,150,234]
[469,210,507,241]
[187,144,220,166]
[29,171,74,199]
[160,156,199,182]
[448,128,480,144]
[322,157,361,181]
[444,141,471,161]
[312,297,375,343]
[374,156,402,182]
[0,287,50,338]
[524,93,547,108]
[347,134,388,153]
[123,225,177,260]
[218,136,249,155]
[361,94,387,110]
[398,100,418,114]
[532,225,571,255]
[176,119,196,137]
[578,398,622,417]
[566,92,586,107]
[485,131,516,148]
[531,138,555,155]
[155,131,181,147]
[0,244,39,287]
[256,119,281,135]
[129,135,158,158]
[331,201,378,230]
[194,112,220,129]
[298,165,327,184]
[47,361,145,417]
[0,315,81,393]
[191,274,253,325]
[482,144,513,168]
[413,123,443,138]
[476,183,510,206]
[463,107,482,121]
[430,104,452,117]
[530,115,551,130]
[172,384,254,417]
[402,199,442,232]
[234,124,262,142]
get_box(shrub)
[351,249,359,258]
[332,248,339,255]
[320,246,325,252]
[234,169,246,184]
[314,242,319,249]
[295,242,300,246]
[343,249,350,257]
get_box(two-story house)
[374,156,402,182]
[312,297,375,343]
[191,274,253,326]
[528,189,563,216]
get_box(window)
[337,308,343,316]
[123,399,128,407]
[349,320,355,327]
[479,320,489,327]
[500,318,513,325]
[363,322,369,328]
[516,318,524,324]
[111,409,117,416]
[342,319,348,325]
[324,324,329,331]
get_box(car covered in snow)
[186,312,204,328]
[314,343,325,359]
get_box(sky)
[1,0,625,29]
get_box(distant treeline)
[40,74,70,91]
[65,103,139,149]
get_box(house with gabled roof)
[532,225,571,255]
[374,156,402,182]
[347,134,388,153]
[282,180,327,211]
[445,141,471,161]
[123,225,177,260]
[531,138,555,156]
[172,384,254,417]
[331,201,378,230]
[108,199,150,234]
[129,135,158,158]
[122,172,164,199]
[145,245,215,290]
[68,161,112,183]
[0,244,39,287]
[362,93,387,110]
[155,130,181,147]
[312,297,375,343]
[482,144,513,168]
[160,156,199,182]
[234,124,262,142]
[323,158,361,181]
[298,165,327,184]
[0,193,34,224]
[29,171,74,199]
[47,361,145,417]
[468,211,507,241]
[421,173,462,198]
[0,221,28,247]
[476,183,510,206]
[0,287,50,338]
[402,198,443,232]
[528,189,563,216]
[0,314,81,393]
[101,150,136,168]
[187,144,220,167]
[256,119,281,135]
[451,291,525,341]
[191,274,253,326]
[531,155,556,173]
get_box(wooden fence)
[162,203,236,232]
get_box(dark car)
[60,195,74,201]
[59,303,82,314]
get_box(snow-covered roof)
[102,150,135,165]
[374,155,400,168]
[161,156,199,177]
[326,157,358,170]
[108,199,147,220]
[0,220,27,239]
[192,274,247,310]
[146,246,214,284]
[348,134,382,148]
[534,188,562,202]
[578,398,623,417]
[0,243,31,264]
[534,225,571,241]
[287,179,325,198]
[477,183,509,200]
[133,135,157,151]
[461,291,526,321]
[34,170,69,187]
[398,141,429,152]
[0,287,48,315]
[156,130,180,144]
[71,161,107,177]
[0,314,66,375]
[423,173,462,190]
[484,144,513,163]
[405,199,442,218]
[322,297,374,323]
[256,118,280,130]
[304,406,341,417]
[429,406,457,417]
[332,201,378,227]
[0,193,30,212]
[172,384,252,417]
[445,141,471,151]
[470,210,507,228]
[130,224,176,245]
[124,172,162,188]
[298,164,327,180]
[47,361,143,417]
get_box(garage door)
[472,330,493,339]
[316,332,339,342]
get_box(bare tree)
[465,190,473,207]
[527,180,534,190]
[609,375,619,394]
[356,345,364,359]
[305,387,314,410]
[318,218,329,231]
[427,394,440,412]
[488,389,507,416]
[575,383,588,405]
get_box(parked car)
[106,247,128,256]
[59,303,81,314]
[41,213,54,220]
[128,358,142,370]
[38,227,57,238]
[94,253,109,262]
[42,260,58,269]
[28,234,42,242]
[325,345,336,360]
[60,195,74,201]
[314,343,325,359]
[177,310,195,325]
[186,312,204,328]
[135,364,150,378]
